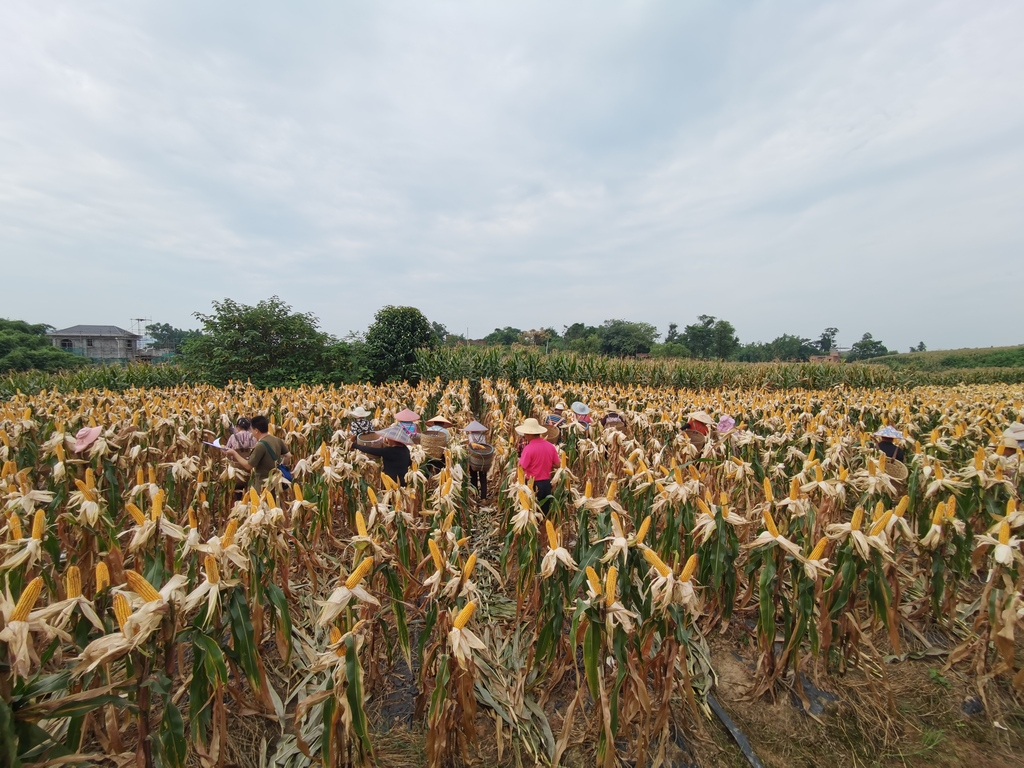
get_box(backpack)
[258,438,293,483]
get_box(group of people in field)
[202,400,1024,511]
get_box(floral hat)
[872,426,904,440]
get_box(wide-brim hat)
[349,406,371,418]
[606,403,619,413]
[515,418,548,435]
[997,435,1023,451]
[74,426,102,453]
[394,408,420,422]
[426,415,453,426]
[378,424,414,445]
[873,426,904,440]
[554,402,567,411]
[687,411,714,426]
[1004,422,1024,441]
[571,402,590,415]
[463,420,488,433]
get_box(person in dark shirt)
[873,426,905,463]
[351,424,413,486]
[224,415,291,491]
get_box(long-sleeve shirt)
[519,438,560,482]
[354,442,412,486]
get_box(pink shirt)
[519,438,560,482]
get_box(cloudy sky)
[2,1,1022,352]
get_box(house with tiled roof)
[48,325,141,362]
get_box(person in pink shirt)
[516,418,560,513]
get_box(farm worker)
[348,407,375,438]
[872,426,906,463]
[425,415,453,438]
[1003,422,1024,450]
[685,411,714,436]
[600,404,626,430]
[464,420,490,500]
[544,403,567,428]
[224,415,291,491]
[225,417,256,502]
[394,408,420,437]
[571,402,592,431]
[351,424,413,486]
[516,418,560,514]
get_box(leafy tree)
[681,315,739,359]
[650,341,691,359]
[846,333,890,361]
[145,322,199,352]
[483,327,524,345]
[364,305,438,381]
[917,341,927,352]
[734,334,818,362]
[0,319,89,373]
[664,323,681,344]
[182,297,358,386]
[599,319,659,357]
[817,327,839,353]
[568,334,602,355]
[430,321,449,346]
[563,322,599,343]
[712,319,740,359]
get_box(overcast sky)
[2,1,1022,352]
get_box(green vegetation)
[0,362,189,398]
[866,345,1024,371]
[363,305,439,381]
[0,319,89,373]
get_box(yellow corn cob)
[31,509,45,540]
[995,465,1005,481]
[763,509,780,538]
[655,481,666,494]
[188,507,198,528]
[643,547,671,578]
[113,593,132,632]
[463,553,477,580]
[808,537,828,561]
[204,555,220,584]
[561,454,567,468]
[222,519,238,548]
[930,428,939,444]
[814,466,824,483]
[808,447,816,462]
[126,571,162,603]
[998,521,1011,546]
[136,468,145,488]
[873,501,885,521]
[934,465,945,480]
[604,567,617,608]
[729,456,743,467]
[635,516,651,543]
[680,553,699,583]
[851,506,864,532]
[55,443,65,463]
[367,487,377,507]
[867,460,877,477]
[518,490,530,509]
[263,491,277,510]
[1007,499,1016,516]
[718,492,727,506]
[11,577,43,622]
[345,557,374,589]
[196,470,204,485]
[453,601,477,629]
[697,498,712,517]
[584,480,593,498]
[545,519,558,548]
[147,466,155,486]
[789,478,800,501]
[870,511,893,537]
[517,466,524,486]
[839,466,849,482]
[441,475,453,497]
[606,480,617,501]
[894,496,910,518]
[429,539,445,571]
[586,566,603,597]
[946,497,956,520]
[974,449,985,472]
[248,488,261,507]
[65,566,82,599]
[763,477,774,503]
[456,536,470,547]
[878,453,888,473]
[125,503,146,526]
[330,626,342,645]
[95,562,110,592]
[931,504,945,526]
[355,511,368,538]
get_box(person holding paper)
[224,415,291,491]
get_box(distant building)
[48,325,140,363]
[808,350,842,364]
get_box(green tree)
[483,327,524,345]
[145,322,199,352]
[0,319,89,373]
[650,341,691,358]
[712,319,740,359]
[817,327,839,353]
[664,323,681,344]
[182,297,358,386]
[599,319,659,357]
[681,315,716,358]
[846,333,890,361]
[364,305,438,381]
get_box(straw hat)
[426,415,454,426]
[378,424,414,445]
[74,426,102,453]
[872,426,904,440]
[463,420,488,433]
[394,408,420,422]
[606,403,619,413]
[554,402,567,411]
[349,406,371,418]
[515,418,548,436]
[997,435,1023,452]
[1004,422,1024,441]
[687,411,714,426]
[571,402,590,415]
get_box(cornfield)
[0,378,1022,767]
